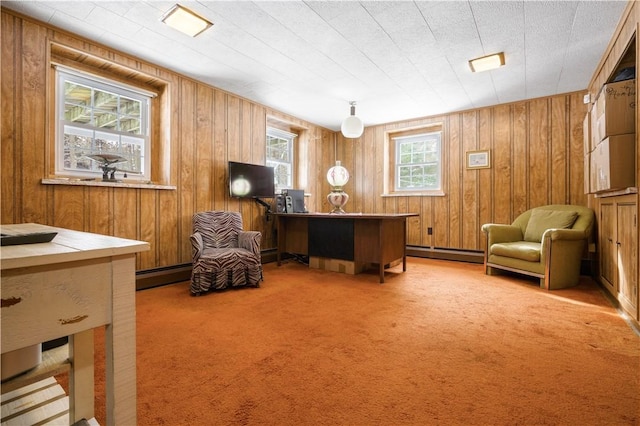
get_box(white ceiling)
[3,1,628,131]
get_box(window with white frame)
[56,67,152,180]
[266,127,295,192]
[394,131,442,192]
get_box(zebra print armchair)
[190,211,262,295]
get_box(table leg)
[276,217,283,266]
[106,255,137,426]
[379,220,385,283]
[69,329,94,423]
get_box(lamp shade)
[341,102,364,138]
[341,116,364,138]
[326,161,349,188]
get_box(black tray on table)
[1,232,58,246]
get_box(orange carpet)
[62,258,639,425]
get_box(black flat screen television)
[228,161,275,198]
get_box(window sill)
[42,178,176,190]
[382,190,445,197]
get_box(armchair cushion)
[523,209,578,242]
[490,241,541,262]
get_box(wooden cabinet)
[587,9,639,330]
[617,202,638,318]
[598,195,638,320]
[599,201,616,292]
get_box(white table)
[1,223,149,425]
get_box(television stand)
[253,197,272,219]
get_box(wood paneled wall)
[2,7,589,273]
[330,93,588,252]
[0,9,333,271]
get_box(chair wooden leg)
[539,278,547,290]
[486,265,501,276]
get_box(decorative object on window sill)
[326,161,350,214]
[161,4,213,37]
[341,101,364,138]
[87,154,129,181]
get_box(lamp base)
[327,190,349,214]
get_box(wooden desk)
[275,213,417,283]
[1,223,149,425]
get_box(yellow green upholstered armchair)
[481,204,595,290]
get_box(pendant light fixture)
[340,101,364,138]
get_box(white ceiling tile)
[389,26,439,57]
[48,10,107,41]
[122,2,166,28]
[45,1,96,20]
[2,0,628,130]
[416,1,479,51]
[85,6,143,40]
[3,1,55,22]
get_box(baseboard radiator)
[406,246,484,264]
[136,264,192,290]
[136,247,486,290]
[136,246,596,292]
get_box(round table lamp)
[326,161,350,214]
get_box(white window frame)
[393,131,442,192]
[266,127,296,193]
[55,67,152,181]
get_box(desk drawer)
[1,258,112,353]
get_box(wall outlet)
[427,227,433,235]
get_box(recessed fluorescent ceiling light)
[161,4,212,37]
[469,52,505,73]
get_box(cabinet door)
[617,203,638,320]
[599,202,616,293]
